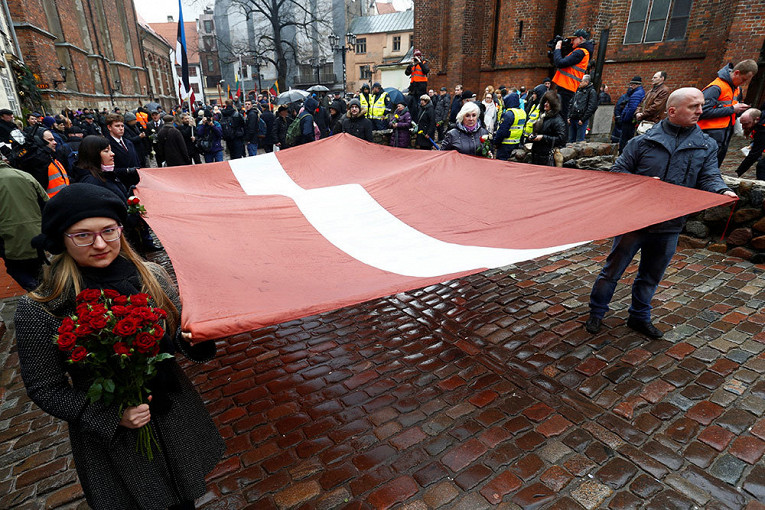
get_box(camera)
[547,35,573,60]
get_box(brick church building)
[416,0,765,106]
[6,0,173,111]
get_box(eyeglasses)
[64,225,123,247]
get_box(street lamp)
[253,56,263,96]
[310,57,326,86]
[329,32,355,93]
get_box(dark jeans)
[558,88,574,122]
[589,230,679,322]
[619,120,636,152]
[3,258,42,291]
[568,120,587,142]
[204,150,224,163]
[227,139,245,159]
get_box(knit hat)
[630,76,643,84]
[349,98,362,108]
[123,112,137,122]
[32,183,127,254]
[571,29,590,39]
[42,116,56,128]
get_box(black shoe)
[585,315,602,334]
[627,317,663,338]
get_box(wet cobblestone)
[2,239,765,508]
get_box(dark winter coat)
[531,97,567,166]
[123,123,146,163]
[613,119,730,233]
[244,108,261,144]
[441,121,489,155]
[220,106,245,141]
[275,115,292,147]
[416,102,436,148]
[177,124,198,161]
[339,107,373,142]
[196,121,224,154]
[389,107,412,148]
[434,93,451,124]
[261,109,277,145]
[71,166,130,203]
[621,86,645,124]
[568,83,598,122]
[14,260,225,510]
[156,124,190,167]
[108,136,142,173]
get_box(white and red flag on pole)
[136,134,734,341]
[175,0,191,103]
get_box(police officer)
[494,93,527,161]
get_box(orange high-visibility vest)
[135,111,148,128]
[697,77,740,131]
[46,159,69,197]
[409,63,428,83]
[553,48,590,93]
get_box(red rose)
[128,196,140,206]
[113,318,140,337]
[151,343,161,356]
[70,346,87,362]
[113,295,129,306]
[74,324,94,338]
[154,308,168,319]
[89,304,107,316]
[150,326,165,339]
[130,307,158,324]
[134,333,157,354]
[113,342,131,356]
[88,314,109,329]
[110,305,131,317]
[57,317,75,334]
[102,289,120,300]
[76,289,102,303]
[129,294,150,306]
[57,332,77,351]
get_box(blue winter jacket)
[620,86,645,124]
[611,119,731,233]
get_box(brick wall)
[417,0,764,101]
[7,0,157,111]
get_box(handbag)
[636,120,655,135]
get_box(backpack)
[220,111,242,139]
[286,112,308,147]
[196,130,213,153]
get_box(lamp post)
[329,32,355,93]
[310,57,326,86]
[253,56,263,96]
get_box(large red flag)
[136,134,733,341]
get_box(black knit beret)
[32,183,127,254]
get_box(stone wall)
[681,178,765,264]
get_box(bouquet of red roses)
[54,289,174,460]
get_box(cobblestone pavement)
[2,239,765,509]
[2,139,765,509]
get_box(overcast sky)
[134,0,414,23]
[133,0,205,23]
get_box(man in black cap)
[0,109,17,144]
[81,114,102,137]
[618,76,645,152]
[552,28,595,121]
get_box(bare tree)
[220,0,332,90]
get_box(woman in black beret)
[14,183,224,509]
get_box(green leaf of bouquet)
[103,379,116,393]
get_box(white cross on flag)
[136,134,733,341]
